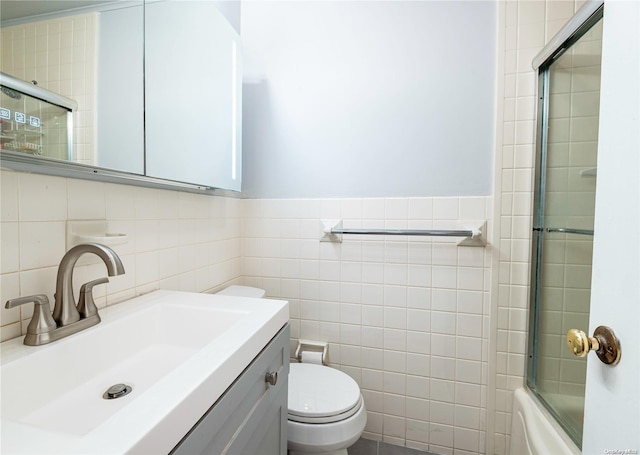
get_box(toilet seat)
[289,395,364,424]
[288,363,362,424]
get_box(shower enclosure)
[527,4,603,448]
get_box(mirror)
[145,0,242,190]
[1,1,145,174]
[0,0,241,192]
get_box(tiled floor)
[348,438,436,455]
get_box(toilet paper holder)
[295,339,328,365]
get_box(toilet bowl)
[288,362,367,455]
[215,285,367,455]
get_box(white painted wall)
[241,1,496,199]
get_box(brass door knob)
[566,326,621,365]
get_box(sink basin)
[1,290,289,454]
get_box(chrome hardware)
[532,0,603,70]
[103,383,132,400]
[546,227,594,236]
[4,243,125,346]
[265,371,278,386]
[566,326,621,365]
[331,227,476,237]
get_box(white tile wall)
[242,196,493,454]
[0,169,243,341]
[1,168,495,455]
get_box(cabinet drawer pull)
[265,371,278,386]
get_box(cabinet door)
[145,0,242,190]
[96,4,144,174]
[171,325,289,455]
[225,373,288,454]
[253,402,287,454]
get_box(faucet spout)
[53,243,125,326]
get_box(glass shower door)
[527,9,603,448]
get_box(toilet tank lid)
[215,285,266,298]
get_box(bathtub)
[509,388,581,455]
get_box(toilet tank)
[215,285,266,298]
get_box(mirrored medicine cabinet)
[0,0,242,192]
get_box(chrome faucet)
[5,243,125,346]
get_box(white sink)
[1,290,289,454]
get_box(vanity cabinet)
[171,324,290,455]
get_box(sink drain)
[103,383,132,400]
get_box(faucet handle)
[5,295,57,335]
[77,277,109,319]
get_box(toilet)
[215,285,367,455]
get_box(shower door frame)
[526,3,604,448]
